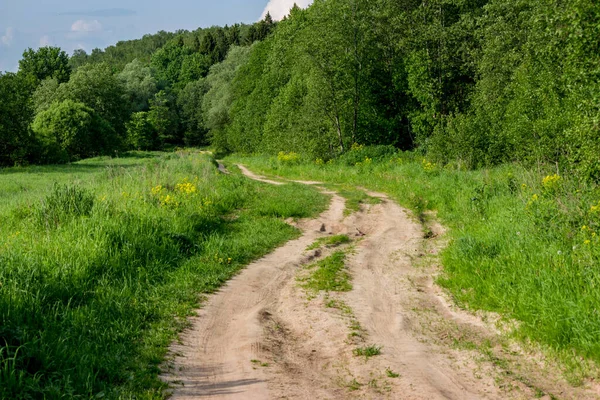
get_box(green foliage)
[177,79,209,146]
[54,63,129,137]
[202,46,252,152]
[337,145,397,166]
[147,91,179,146]
[118,59,158,112]
[32,77,60,114]
[126,112,157,150]
[31,100,117,162]
[19,46,71,84]
[0,72,35,166]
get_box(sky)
[0,0,313,73]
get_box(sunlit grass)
[0,150,328,399]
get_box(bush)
[337,145,397,166]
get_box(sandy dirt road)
[162,165,600,400]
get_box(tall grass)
[0,150,328,398]
[229,152,600,370]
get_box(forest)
[0,0,598,180]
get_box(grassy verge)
[0,150,328,399]
[228,152,600,375]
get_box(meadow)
[0,150,328,399]
[230,148,600,379]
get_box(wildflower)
[277,151,300,164]
[176,181,197,195]
[557,250,563,255]
[542,174,561,191]
[151,185,163,196]
[315,158,324,166]
[422,159,436,172]
[532,194,539,201]
[351,143,364,151]
[584,240,591,245]
[161,195,180,208]
[582,225,589,231]
[591,201,600,213]
[521,184,527,190]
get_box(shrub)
[277,151,301,165]
[337,145,397,166]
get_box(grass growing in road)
[0,150,328,399]
[353,345,383,359]
[333,186,381,215]
[229,152,600,376]
[301,251,352,292]
[307,234,351,250]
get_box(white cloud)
[39,35,51,47]
[1,27,14,46]
[71,19,102,33]
[260,0,313,21]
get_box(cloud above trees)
[71,20,103,33]
[260,0,313,21]
[1,27,15,46]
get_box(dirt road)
[162,166,599,399]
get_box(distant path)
[162,163,598,400]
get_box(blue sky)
[0,0,312,73]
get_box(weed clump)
[353,345,382,359]
[35,184,94,228]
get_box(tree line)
[0,17,275,165]
[1,1,599,179]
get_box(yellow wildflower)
[277,151,300,164]
[161,195,180,208]
[542,174,561,190]
[351,143,365,151]
[176,181,197,195]
[422,159,436,172]
[151,185,163,196]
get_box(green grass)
[353,345,382,359]
[301,251,352,292]
[0,150,328,399]
[307,234,351,250]
[228,153,600,374]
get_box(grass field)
[229,151,600,378]
[0,150,328,399]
